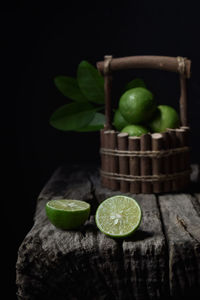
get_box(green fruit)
[119,87,156,124]
[148,105,180,133]
[95,195,142,238]
[121,124,149,136]
[46,199,90,230]
[113,109,130,131]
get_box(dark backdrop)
[4,2,200,298]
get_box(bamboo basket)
[97,55,191,193]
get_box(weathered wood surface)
[16,165,200,300]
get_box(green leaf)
[124,78,146,91]
[76,112,105,132]
[54,76,88,102]
[50,102,96,131]
[77,60,104,104]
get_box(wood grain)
[122,194,168,299]
[16,164,200,300]
[158,193,200,299]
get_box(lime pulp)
[95,195,142,238]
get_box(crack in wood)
[176,215,200,244]
[156,195,171,298]
[191,194,200,217]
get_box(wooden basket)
[97,55,191,193]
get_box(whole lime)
[119,87,156,124]
[121,124,149,136]
[148,105,180,133]
[113,109,130,131]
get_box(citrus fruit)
[119,87,156,124]
[148,105,180,133]
[113,109,130,131]
[95,195,142,238]
[46,199,90,230]
[121,124,149,136]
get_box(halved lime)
[95,195,142,238]
[46,199,90,230]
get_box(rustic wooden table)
[16,164,200,300]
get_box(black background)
[4,1,200,298]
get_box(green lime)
[46,199,90,230]
[113,108,130,131]
[119,87,156,124]
[121,124,149,136]
[148,105,180,133]
[95,195,142,238]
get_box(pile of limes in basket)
[113,87,180,136]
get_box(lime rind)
[95,195,142,238]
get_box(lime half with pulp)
[95,195,142,238]
[46,199,90,230]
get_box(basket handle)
[96,55,191,130]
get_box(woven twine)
[100,169,191,183]
[100,146,189,158]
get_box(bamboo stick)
[167,129,179,191]
[179,75,188,127]
[100,129,107,187]
[162,131,171,192]
[181,126,190,171]
[109,131,119,190]
[180,126,190,189]
[140,134,152,193]
[117,132,129,193]
[181,126,190,149]
[103,130,112,188]
[128,136,141,194]
[176,128,187,190]
[176,128,187,169]
[152,133,163,193]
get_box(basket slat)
[152,133,163,193]
[167,129,180,191]
[109,130,119,190]
[141,134,152,193]
[117,133,129,193]
[128,136,141,193]
[162,131,172,192]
